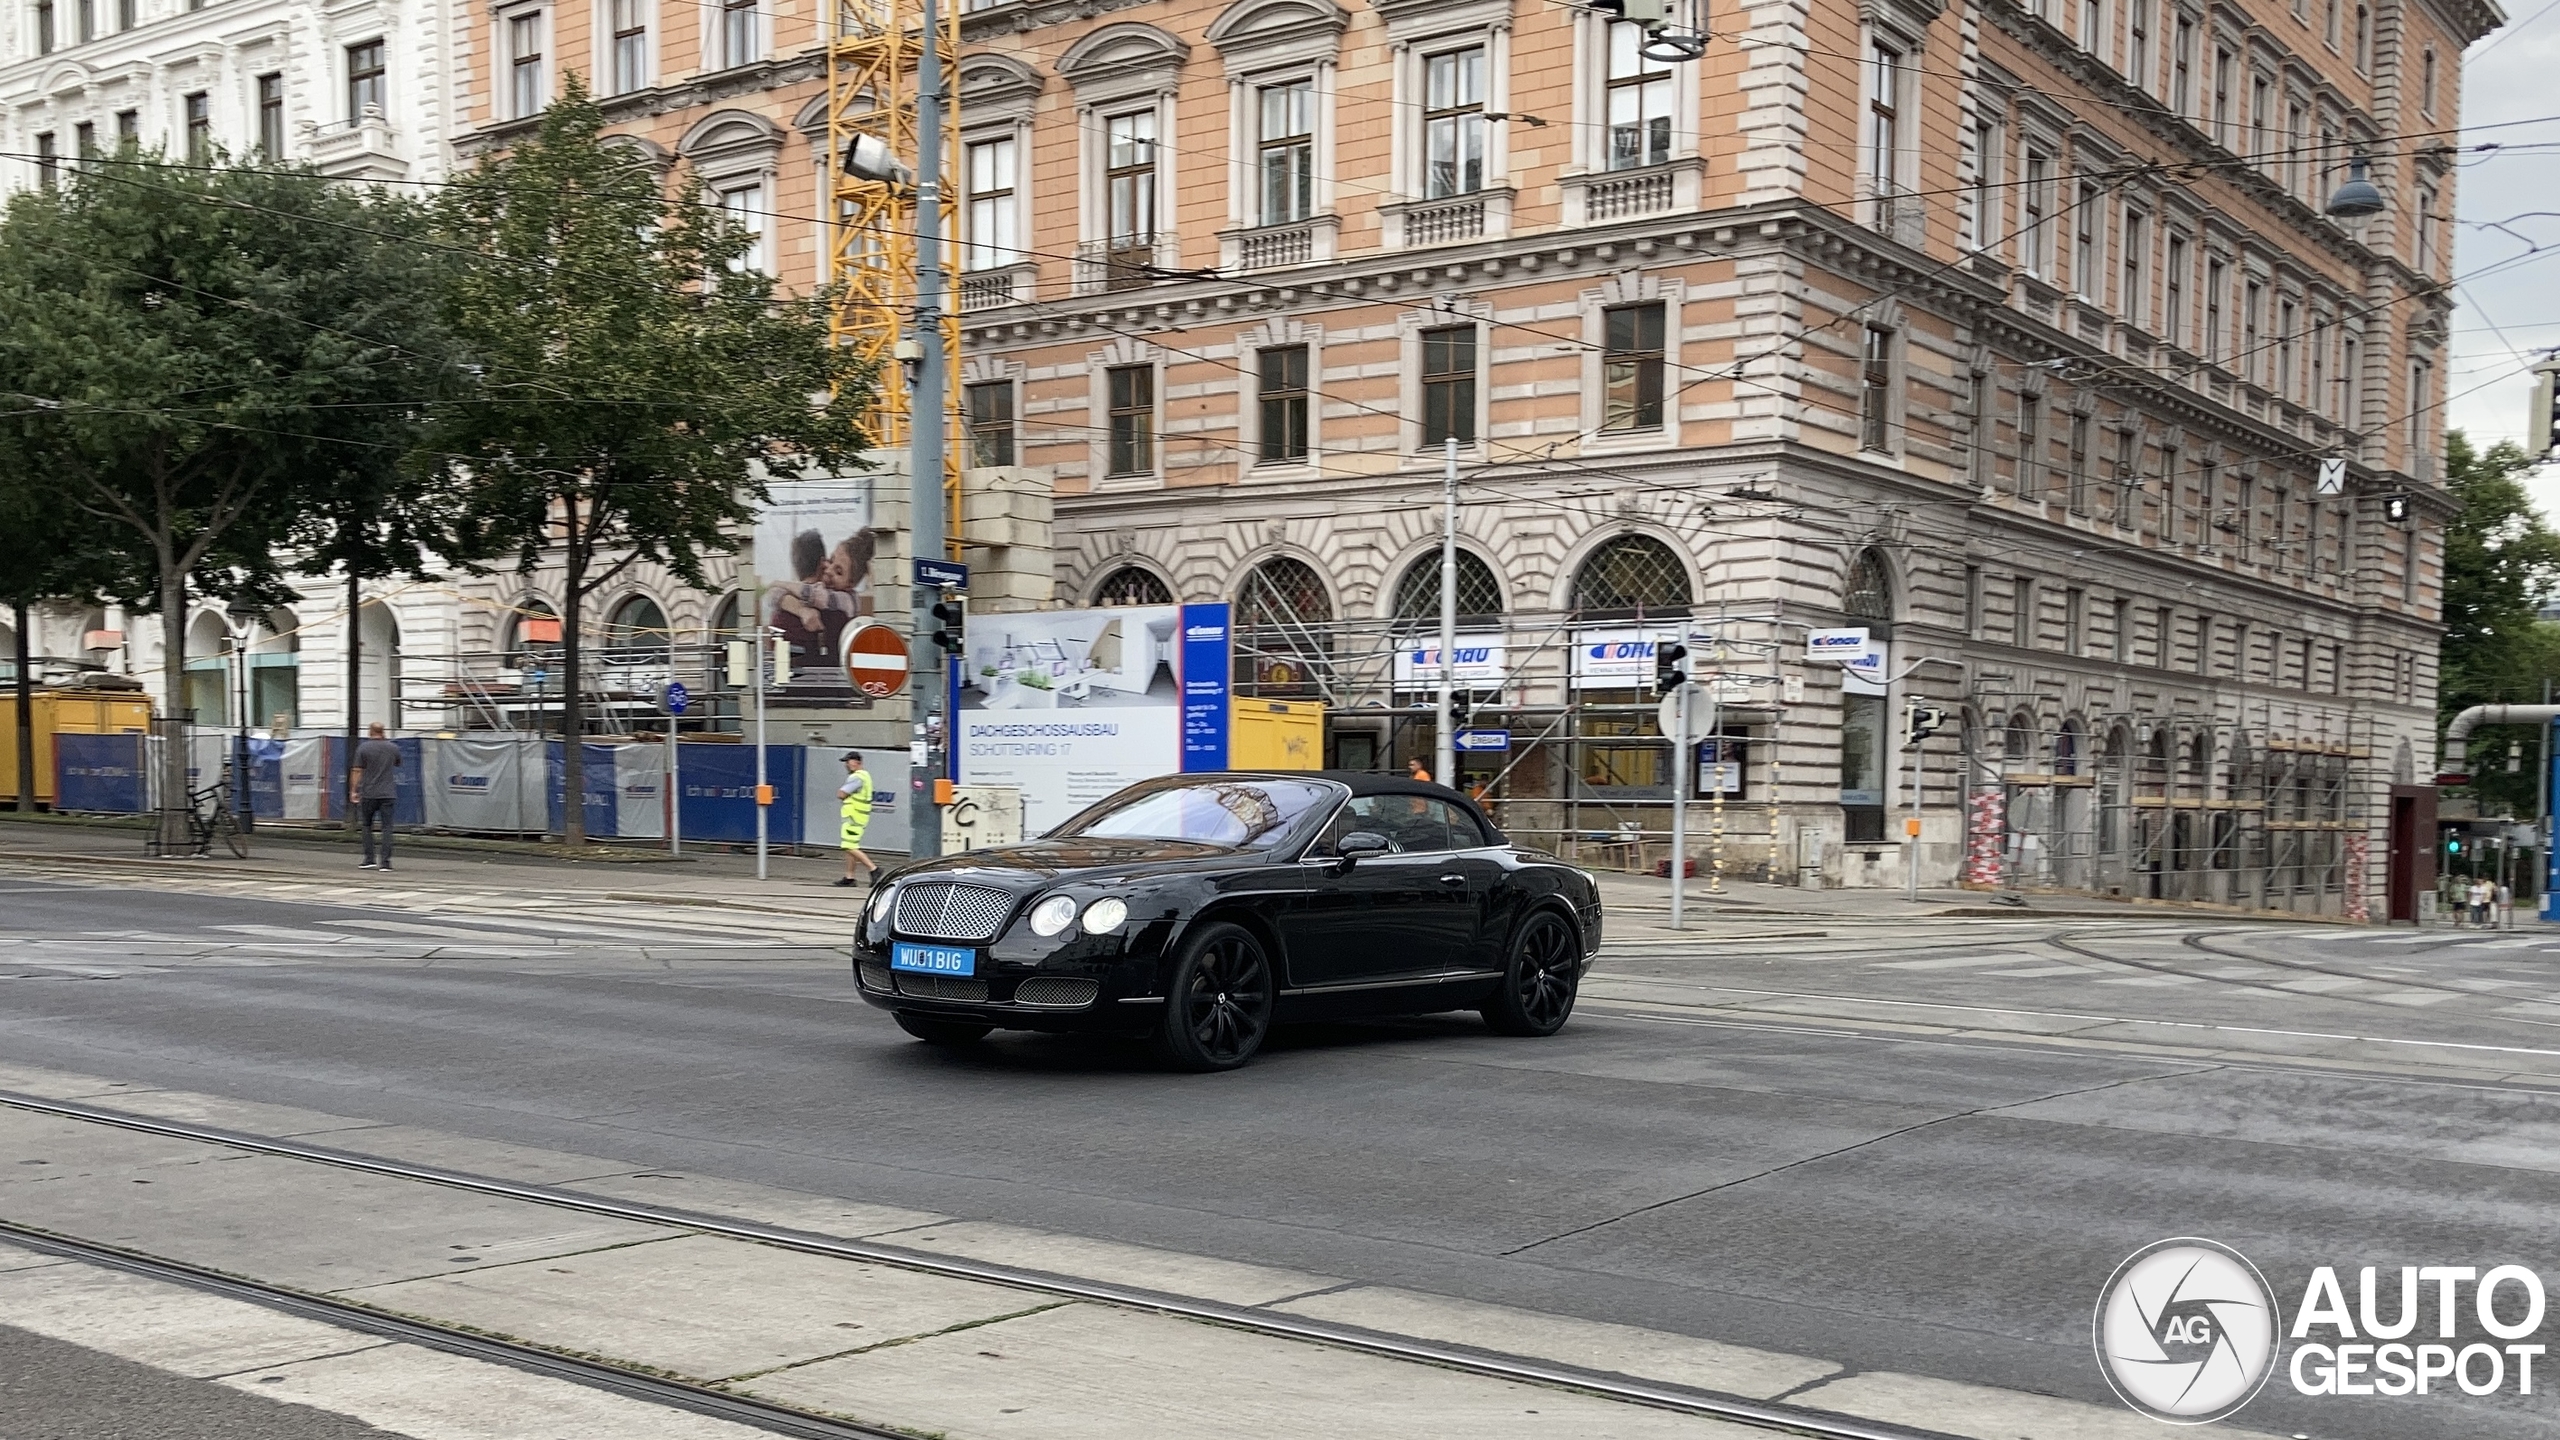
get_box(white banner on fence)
[280,736,328,820]
[614,744,668,840]
[426,737,544,833]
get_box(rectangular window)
[2111,596,2131,661]
[1970,118,2001,247]
[2242,280,2262,385]
[2203,258,2225,362]
[2342,334,2360,428]
[2073,183,2101,296]
[2408,357,2432,465]
[257,75,283,157]
[2286,102,2306,195]
[1106,365,1155,475]
[2016,389,2043,497]
[2310,313,2328,410]
[718,181,766,273]
[611,0,648,94]
[1858,324,1894,451]
[74,0,88,43]
[184,93,210,162]
[2276,300,2296,399]
[2022,149,2051,276]
[1970,370,1996,485]
[1257,80,1314,225]
[2211,48,2232,144]
[507,14,544,119]
[2196,459,2217,546]
[35,131,57,188]
[2079,0,2104,52]
[2250,75,2270,158]
[72,120,94,159]
[1607,23,1673,170]
[2422,49,2437,114]
[2065,587,2086,654]
[2067,410,2091,512]
[1866,40,1903,210]
[721,0,756,68]
[2012,575,2037,647]
[2164,234,2187,346]
[2128,0,2151,87]
[1841,694,1887,810]
[962,136,1019,271]
[1422,47,1486,199]
[2354,4,2369,71]
[1105,109,1157,245]
[2120,210,2146,326]
[2157,444,2179,535]
[964,381,1015,468]
[2415,185,2437,274]
[2171,18,2194,115]
[1605,304,1666,431]
[1258,345,1310,462]
[1965,564,1984,635]
[115,109,137,143]
[35,0,53,54]
[347,40,385,118]
[1420,325,1478,447]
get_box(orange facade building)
[460,0,2497,901]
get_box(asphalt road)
[3,875,2556,1438]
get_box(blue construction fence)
[51,732,888,847]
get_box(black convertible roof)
[1210,770,1506,839]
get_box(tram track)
[0,1088,1957,1440]
[2044,926,2560,1028]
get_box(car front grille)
[895,973,990,1002]
[1014,977,1100,1009]
[893,882,1016,942]
[857,961,892,991]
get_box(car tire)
[1482,910,1580,1037]
[1153,921,1274,1072]
[894,1012,993,1046]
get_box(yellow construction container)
[0,689,155,806]
[1230,698,1324,771]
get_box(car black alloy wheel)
[1484,910,1578,1037]
[1156,921,1273,1071]
[894,1012,993,1046]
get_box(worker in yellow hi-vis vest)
[835,750,877,888]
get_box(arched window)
[2054,718,2082,776]
[606,596,673,662]
[1236,556,1333,698]
[1390,549,1504,624]
[2005,710,2036,768]
[1092,566,1174,607]
[505,600,562,670]
[1570,534,1691,618]
[1843,548,1894,635]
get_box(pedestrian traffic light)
[2448,834,2464,856]
[1906,703,1948,745]
[930,593,967,655]
[1654,642,1688,698]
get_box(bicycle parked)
[182,779,249,859]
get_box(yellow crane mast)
[826,0,961,551]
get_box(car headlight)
[1028,894,1079,937]
[867,884,896,925]
[1080,897,1128,934]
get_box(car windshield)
[1053,779,1338,849]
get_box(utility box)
[1231,699,1324,770]
[942,785,1024,851]
[0,688,154,807]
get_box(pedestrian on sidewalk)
[350,723,401,872]
[2468,877,2494,929]
[1407,758,1432,784]
[835,750,876,888]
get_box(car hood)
[889,838,1266,889]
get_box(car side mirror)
[1334,831,1391,868]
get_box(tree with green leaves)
[0,150,462,845]
[0,460,122,812]
[2436,431,2560,816]
[427,78,870,842]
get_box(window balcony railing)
[1239,223,1314,269]
[1075,235,1172,294]
[1402,196,1486,245]
[1583,168,1675,221]
[1858,177,1925,247]
[958,264,1032,312]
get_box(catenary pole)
[1670,671,1687,930]
[1436,436,1457,790]
[908,0,948,865]
[755,608,770,881]
[344,573,360,829]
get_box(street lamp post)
[225,600,260,832]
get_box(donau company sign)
[2096,1238,2548,1425]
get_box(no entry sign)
[844,622,910,698]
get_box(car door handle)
[1438,874,1467,885]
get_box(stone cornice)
[456,52,827,156]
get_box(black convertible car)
[852,771,1603,1070]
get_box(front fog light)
[1029,894,1079,937]
[1080,897,1128,934]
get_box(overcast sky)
[2450,4,2560,511]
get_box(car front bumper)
[851,920,1173,1035]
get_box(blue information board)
[1178,603,1231,772]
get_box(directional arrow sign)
[844,621,910,699]
[1452,729,1511,753]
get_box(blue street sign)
[663,681,689,715]
[1453,729,1511,753]
[915,557,970,590]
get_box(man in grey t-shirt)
[350,723,402,871]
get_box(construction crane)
[826,0,961,554]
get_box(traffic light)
[1654,641,1688,698]
[2447,833,2464,857]
[2531,363,2560,456]
[1450,689,1474,726]
[2383,493,2411,523]
[1906,703,1948,746]
[930,593,966,655]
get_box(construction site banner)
[426,736,546,833]
[546,742,620,837]
[677,741,805,843]
[751,470,877,707]
[955,604,1209,836]
[1391,634,1507,692]
[614,745,668,840]
[54,732,147,812]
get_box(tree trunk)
[344,570,361,829]
[12,598,33,814]
[158,572,190,852]
[560,500,586,844]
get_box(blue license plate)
[891,941,977,977]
